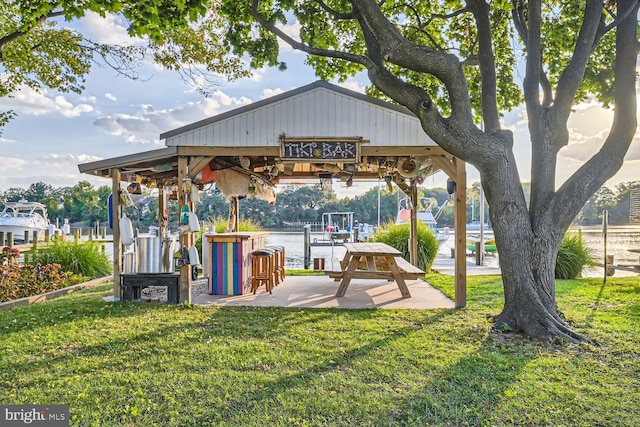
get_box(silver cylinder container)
[161,237,177,273]
[136,235,163,273]
[123,251,136,274]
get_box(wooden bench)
[324,256,425,280]
[393,257,426,279]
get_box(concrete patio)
[193,275,455,309]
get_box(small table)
[333,242,421,298]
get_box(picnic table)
[325,242,425,298]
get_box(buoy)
[180,205,190,224]
[107,194,113,229]
[120,213,134,246]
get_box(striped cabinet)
[207,232,269,295]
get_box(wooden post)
[7,232,14,247]
[177,156,192,303]
[158,186,167,238]
[0,232,4,246]
[111,168,122,299]
[454,157,467,308]
[409,180,418,266]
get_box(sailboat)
[396,197,449,246]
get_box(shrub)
[374,221,439,272]
[555,233,595,279]
[0,263,84,302]
[30,239,112,280]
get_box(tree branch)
[248,0,371,67]
[552,0,603,136]
[552,0,639,230]
[0,10,65,57]
[313,0,354,20]
[352,0,474,125]
[466,0,500,132]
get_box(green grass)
[1,275,639,426]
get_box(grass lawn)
[1,274,639,426]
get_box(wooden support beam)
[188,156,215,179]
[177,145,451,160]
[430,155,456,179]
[177,146,279,157]
[361,145,450,156]
[453,157,467,308]
[177,156,192,304]
[111,168,122,299]
[410,180,418,266]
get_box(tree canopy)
[214,0,639,343]
[0,0,248,131]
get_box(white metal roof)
[160,80,437,148]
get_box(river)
[266,226,640,270]
[93,226,640,272]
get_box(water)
[266,226,640,270]
[96,226,640,271]
[266,232,347,269]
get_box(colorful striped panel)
[209,242,245,295]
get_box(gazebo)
[79,80,468,307]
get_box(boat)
[466,220,491,231]
[467,237,497,254]
[0,199,51,242]
[309,212,355,246]
[396,197,449,245]
[355,221,375,241]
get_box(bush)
[555,233,595,279]
[30,239,112,280]
[0,263,84,302]
[374,221,439,272]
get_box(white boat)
[322,211,355,243]
[0,199,51,242]
[397,197,449,245]
[466,220,491,231]
[355,221,375,241]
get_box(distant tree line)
[1,180,638,231]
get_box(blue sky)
[0,12,638,198]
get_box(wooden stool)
[251,248,277,294]
[267,245,285,284]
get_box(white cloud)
[0,137,15,144]
[0,86,94,118]
[0,157,28,171]
[338,80,366,94]
[261,88,284,99]
[92,90,253,145]
[276,21,302,50]
[0,153,109,190]
[75,12,142,46]
[105,93,117,101]
[249,67,268,82]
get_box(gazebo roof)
[79,80,454,186]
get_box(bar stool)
[267,245,286,284]
[251,248,277,294]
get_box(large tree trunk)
[481,149,586,344]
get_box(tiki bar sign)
[280,136,363,162]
